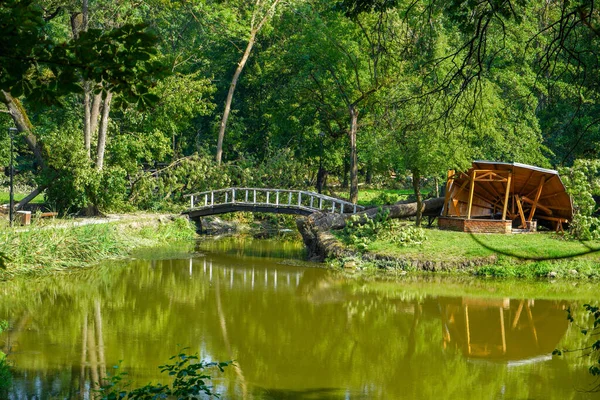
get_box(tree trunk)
[366,165,373,185]
[15,186,46,210]
[316,165,327,194]
[0,90,46,169]
[342,158,349,189]
[412,168,423,227]
[216,30,257,165]
[84,89,102,158]
[84,82,92,157]
[349,105,359,204]
[96,91,113,170]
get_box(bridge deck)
[183,188,364,219]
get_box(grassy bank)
[334,225,600,279]
[0,215,196,279]
[0,191,45,205]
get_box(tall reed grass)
[0,216,196,279]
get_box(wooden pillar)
[527,176,545,221]
[443,170,455,217]
[502,172,511,221]
[466,170,476,219]
[515,195,527,228]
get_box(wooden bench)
[535,215,569,233]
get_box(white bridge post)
[276,191,280,205]
[332,201,335,213]
[310,196,314,208]
[298,192,302,206]
[211,191,214,206]
[245,190,248,203]
[288,192,292,205]
[253,189,256,203]
[191,195,194,209]
[204,194,208,206]
[232,188,236,203]
[266,191,270,204]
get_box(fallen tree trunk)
[297,197,444,261]
[15,186,45,210]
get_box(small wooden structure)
[439,161,572,233]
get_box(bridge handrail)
[184,187,365,214]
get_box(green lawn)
[334,226,600,278]
[0,191,45,205]
[367,228,600,262]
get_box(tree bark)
[412,168,422,227]
[84,82,92,157]
[15,186,46,210]
[84,89,102,158]
[216,30,257,165]
[349,104,359,204]
[316,165,327,194]
[96,91,113,170]
[0,90,46,170]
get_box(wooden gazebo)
[439,161,572,233]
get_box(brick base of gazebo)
[439,217,512,234]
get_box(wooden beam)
[455,199,496,211]
[502,172,512,220]
[443,170,455,217]
[521,195,552,215]
[452,198,461,217]
[527,176,545,221]
[467,170,476,219]
[515,195,527,228]
[539,191,563,201]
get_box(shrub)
[98,352,230,400]
[559,160,600,240]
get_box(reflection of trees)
[0,255,595,399]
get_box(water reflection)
[0,239,595,399]
[440,298,568,363]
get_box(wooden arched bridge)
[183,187,365,220]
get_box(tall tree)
[215,0,283,165]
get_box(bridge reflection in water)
[192,258,304,290]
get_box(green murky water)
[1,237,599,399]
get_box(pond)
[0,236,598,399]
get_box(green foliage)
[0,320,10,396]
[41,129,128,214]
[0,0,166,107]
[555,304,600,391]
[129,150,312,210]
[98,352,231,400]
[341,208,427,251]
[559,160,600,240]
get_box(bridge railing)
[184,187,364,215]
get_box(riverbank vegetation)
[0,216,195,280]
[332,216,600,278]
